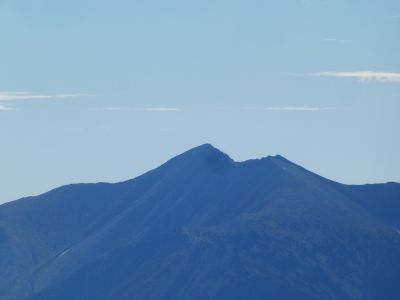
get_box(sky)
[1,0,400,203]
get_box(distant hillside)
[1,144,399,300]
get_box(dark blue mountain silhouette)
[1,144,399,300]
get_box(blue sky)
[1,0,400,203]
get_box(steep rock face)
[1,144,399,300]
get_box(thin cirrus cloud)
[0,104,13,111]
[0,92,91,101]
[264,106,334,111]
[313,71,400,82]
[244,106,334,112]
[102,107,183,112]
[105,106,330,112]
[143,107,182,112]
[0,92,92,111]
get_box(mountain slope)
[1,144,399,300]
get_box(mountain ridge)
[1,144,399,300]
[6,144,397,206]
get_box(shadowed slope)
[1,144,399,300]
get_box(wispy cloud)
[313,71,400,82]
[0,104,14,111]
[142,107,182,112]
[102,107,183,112]
[264,106,334,111]
[244,106,334,112]
[0,92,92,101]
[0,92,93,112]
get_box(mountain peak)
[178,143,231,160]
[163,144,234,173]
[172,145,297,170]
[189,143,219,152]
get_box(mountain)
[1,144,400,300]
